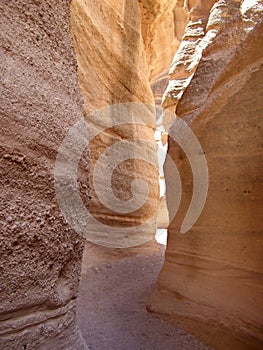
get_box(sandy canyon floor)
[77,240,211,350]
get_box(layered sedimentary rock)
[71,0,160,247]
[142,0,190,107]
[149,1,263,349]
[0,1,88,349]
[139,0,183,80]
[70,0,205,247]
[162,0,217,122]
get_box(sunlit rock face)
[142,0,190,107]
[70,0,210,248]
[149,1,263,349]
[139,0,184,80]
[162,0,217,115]
[0,1,88,349]
[71,0,160,248]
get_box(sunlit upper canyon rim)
[0,1,262,350]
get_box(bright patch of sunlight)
[155,229,167,245]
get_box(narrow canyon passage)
[1,1,262,349]
[77,241,211,350]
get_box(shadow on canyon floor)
[77,240,211,350]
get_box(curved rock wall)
[0,1,88,349]
[149,1,263,349]
[70,1,206,247]
[71,0,160,247]
[2,0,262,348]
[162,0,216,114]
[0,1,182,347]
[143,0,189,107]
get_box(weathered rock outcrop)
[0,1,88,349]
[149,1,263,349]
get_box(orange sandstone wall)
[149,1,263,349]
[71,0,160,247]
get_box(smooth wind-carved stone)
[71,0,160,247]
[149,2,263,349]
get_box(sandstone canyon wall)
[149,1,263,349]
[0,1,88,349]
[71,0,166,248]
[140,0,190,109]
[1,0,183,347]
[70,0,198,248]
[0,0,181,347]
[1,0,263,349]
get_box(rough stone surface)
[149,2,263,349]
[0,1,88,349]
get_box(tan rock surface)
[145,0,189,107]
[71,0,160,247]
[162,0,217,114]
[139,0,181,82]
[149,2,263,349]
[2,0,262,348]
[0,1,88,349]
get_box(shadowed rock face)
[0,1,88,349]
[149,2,263,349]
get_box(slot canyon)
[0,1,262,349]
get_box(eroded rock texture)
[149,1,263,349]
[142,0,190,107]
[162,0,217,122]
[71,0,160,247]
[0,1,88,349]
[70,0,200,247]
